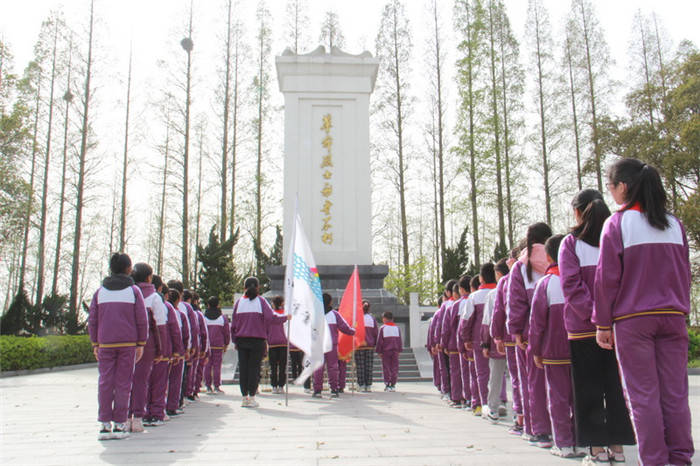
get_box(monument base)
[265,264,409,345]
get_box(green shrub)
[0,335,94,371]
[689,327,700,362]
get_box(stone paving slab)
[1,367,698,465]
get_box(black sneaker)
[330,391,340,398]
[312,391,322,398]
[142,417,154,426]
[111,422,130,440]
[534,434,552,449]
[165,409,180,416]
[338,388,344,393]
[186,395,195,401]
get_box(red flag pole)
[351,265,357,396]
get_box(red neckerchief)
[384,321,396,326]
[546,264,560,276]
[479,283,497,290]
[449,296,456,301]
[623,202,642,212]
[273,308,285,315]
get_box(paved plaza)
[1,366,699,465]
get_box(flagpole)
[351,265,357,396]
[284,196,299,408]
[285,317,291,407]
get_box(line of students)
[427,158,694,466]
[88,255,230,440]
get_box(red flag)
[337,266,365,361]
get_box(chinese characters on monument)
[320,113,333,245]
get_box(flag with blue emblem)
[285,211,332,384]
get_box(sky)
[1,0,699,296]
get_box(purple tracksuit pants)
[439,352,450,394]
[448,353,463,402]
[473,348,490,407]
[128,345,155,418]
[614,315,694,466]
[97,347,136,424]
[468,358,479,407]
[195,355,205,395]
[381,351,399,386]
[313,350,340,392]
[459,353,471,403]
[186,357,199,397]
[526,345,551,436]
[338,359,347,390]
[146,359,170,420]
[432,353,440,390]
[544,364,575,448]
[516,346,533,435]
[167,359,184,411]
[204,349,224,388]
[506,345,522,414]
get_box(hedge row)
[0,335,94,372]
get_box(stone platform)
[2,366,699,465]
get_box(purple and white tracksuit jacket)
[313,310,355,392]
[376,323,402,386]
[593,206,693,466]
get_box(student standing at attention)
[356,300,378,392]
[559,188,635,463]
[376,311,402,392]
[231,277,289,408]
[203,296,230,394]
[88,253,148,440]
[312,293,355,398]
[594,158,694,466]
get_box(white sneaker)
[111,422,130,440]
[98,422,112,441]
[241,397,251,407]
[248,396,259,408]
[550,446,576,458]
[130,417,144,433]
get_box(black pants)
[237,337,266,396]
[268,346,288,387]
[570,339,636,446]
[179,362,190,407]
[355,349,374,386]
[290,350,304,381]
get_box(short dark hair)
[480,262,496,284]
[167,280,184,293]
[545,234,565,263]
[382,311,393,320]
[207,296,219,309]
[152,274,163,291]
[272,295,284,310]
[323,293,333,312]
[470,276,480,291]
[495,258,509,276]
[458,275,471,292]
[244,276,259,299]
[182,289,192,302]
[109,253,131,275]
[131,262,153,284]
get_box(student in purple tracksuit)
[530,234,584,459]
[166,287,190,416]
[88,253,148,441]
[433,280,456,398]
[460,267,497,417]
[356,301,378,392]
[232,277,289,408]
[181,289,201,401]
[312,293,355,398]
[193,293,209,398]
[267,296,289,394]
[559,189,635,463]
[594,159,694,466]
[457,277,477,409]
[440,280,466,407]
[128,263,168,433]
[145,279,182,426]
[376,311,402,391]
[203,296,230,394]
[491,250,524,436]
[427,301,441,392]
[454,276,472,408]
[482,259,510,423]
[507,222,553,448]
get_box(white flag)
[284,211,332,384]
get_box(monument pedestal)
[265,264,409,343]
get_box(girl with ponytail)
[506,222,552,447]
[231,277,289,408]
[594,158,693,465]
[559,189,634,462]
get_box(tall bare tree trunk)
[181,5,193,287]
[219,0,232,240]
[35,22,59,306]
[498,11,514,247]
[430,0,446,268]
[532,3,552,225]
[156,101,172,275]
[68,0,94,317]
[487,0,505,250]
[229,32,240,240]
[52,38,73,295]
[564,32,583,191]
[118,46,133,252]
[193,122,204,289]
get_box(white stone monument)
[275,46,379,266]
